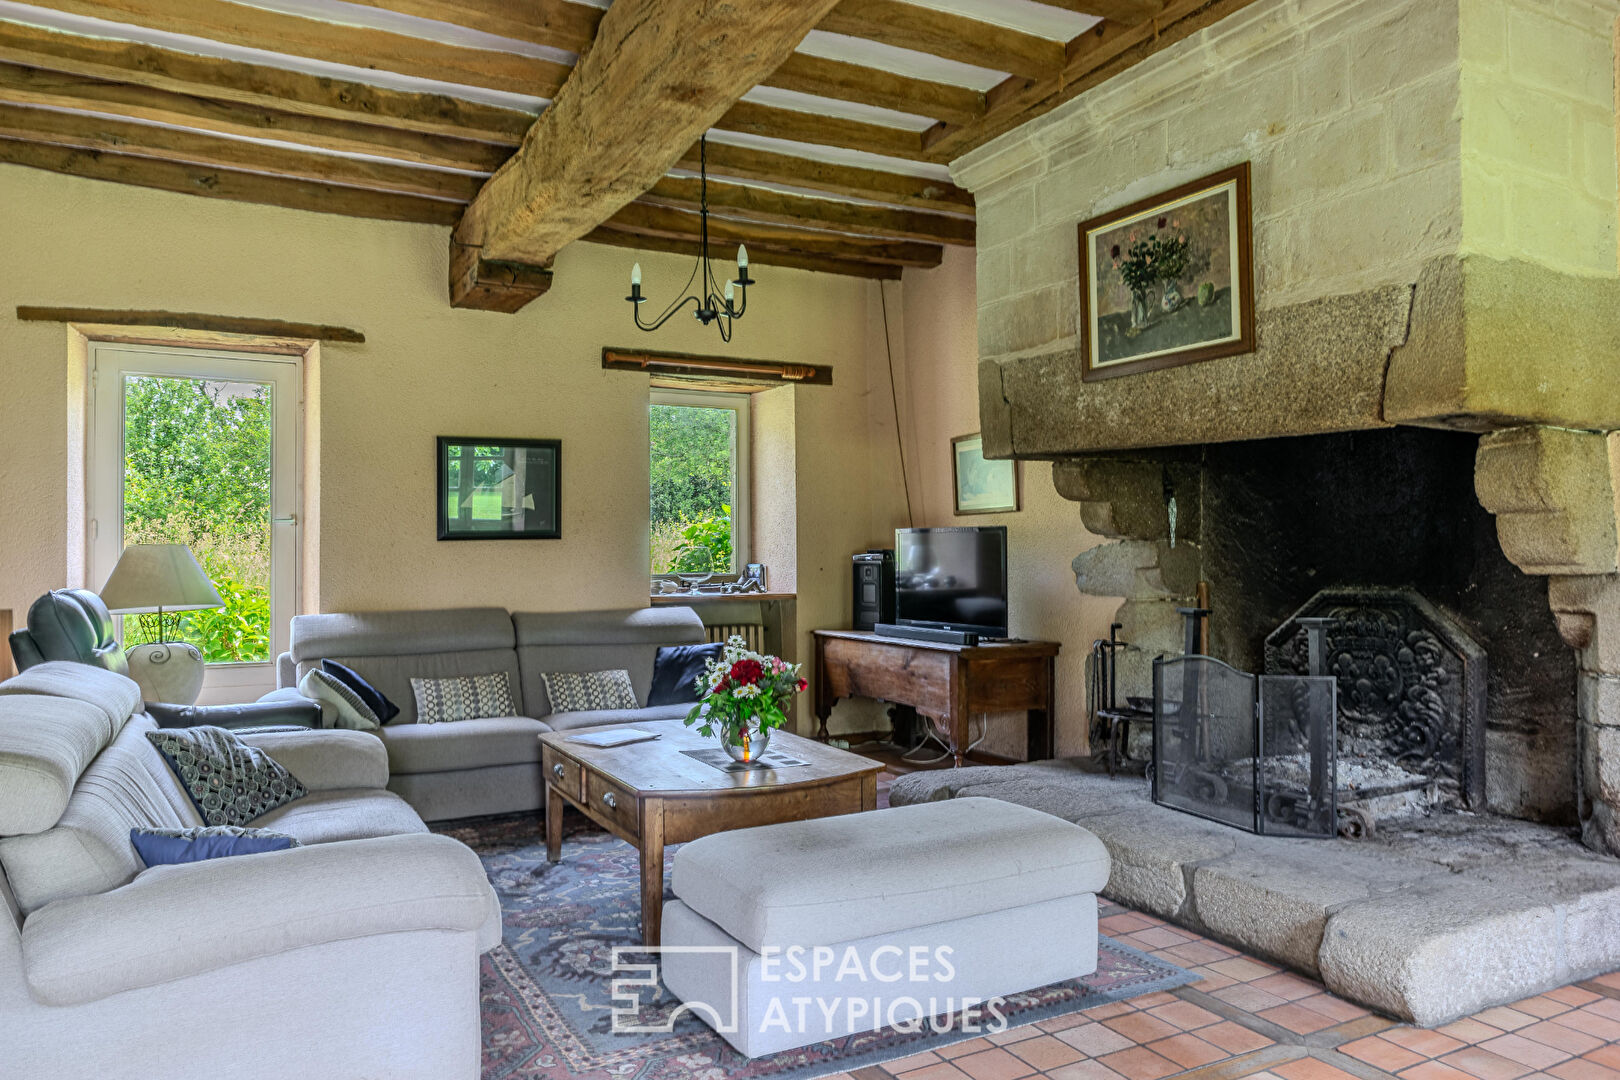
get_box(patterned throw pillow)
[298,667,381,731]
[541,669,639,713]
[131,825,301,867]
[410,672,515,724]
[145,727,308,828]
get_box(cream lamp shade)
[99,544,224,617]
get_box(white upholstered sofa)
[272,605,708,821]
[0,662,500,1080]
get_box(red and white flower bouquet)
[684,636,808,763]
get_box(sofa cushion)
[377,715,551,774]
[670,797,1112,952]
[289,607,515,665]
[299,668,381,731]
[411,672,517,724]
[251,788,427,845]
[322,659,400,724]
[297,650,525,726]
[648,642,723,706]
[0,661,142,741]
[514,607,705,716]
[131,825,300,866]
[545,703,692,731]
[145,727,308,828]
[540,669,638,713]
[0,695,120,835]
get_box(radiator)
[707,623,766,653]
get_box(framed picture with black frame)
[436,436,561,540]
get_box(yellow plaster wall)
[0,165,906,669]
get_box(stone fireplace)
[950,0,1620,852]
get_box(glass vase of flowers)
[685,636,808,764]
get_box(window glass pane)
[650,403,736,574]
[121,375,273,663]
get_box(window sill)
[648,592,795,604]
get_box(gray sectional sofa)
[272,606,707,822]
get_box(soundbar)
[874,623,979,646]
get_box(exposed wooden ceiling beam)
[585,226,902,280]
[716,100,928,162]
[610,201,941,268]
[339,0,600,52]
[818,0,1065,80]
[14,0,571,97]
[0,20,532,144]
[0,62,513,171]
[642,174,972,246]
[0,101,483,200]
[678,141,973,215]
[453,0,843,306]
[1018,0,1164,23]
[0,136,461,222]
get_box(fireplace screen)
[1152,657,1338,837]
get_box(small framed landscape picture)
[1077,161,1255,382]
[437,436,561,540]
[951,433,1020,516]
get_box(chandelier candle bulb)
[631,263,641,287]
[737,245,748,270]
[724,281,735,304]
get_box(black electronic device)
[873,622,978,646]
[891,526,1009,638]
[851,549,895,631]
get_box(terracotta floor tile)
[1132,927,1195,949]
[953,1047,1037,1080]
[1097,1046,1181,1080]
[1476,1009,1542,1034]
[1554,1011,1620,1043]
[1438,1047,1536,1080]
[1512,997,1577,1020]
[938,1039,993,1060]
[1103,1012,1182,1045]
[1188,966,1239,992]
[1272,1056,1364,1080]
[1519,1021,1605,1056]
[1056,1022,1137,1058]
[1100,914,1157,935]
[1213,985,1291,1013]
[1208,957,1281,983]
[1082,1002,1136,1022]
[1581,1000,1620,1024]
[1147,1001,1223,1031]
[897,1063,971,1080]
[1148,1033,1229,1069]
[1546,987,1603,1009]
[987,1026,1043,1046]
[1201,1020,1276,1054]
[1258,1004,1339,1035]
[1550,1060,1620,1080]
[1295,993,1371,1022]
[884,1051,942,1074]
[1342,1036,1428,1072]
[1383,1027,1467,1059]
[1587,974,1620,992]
[1168,942,1236,965]
[1252,974,1325,1002]
[1009,1036,1086,1071]
[1479,1035,1574,1070]
[1132,993,1182,1009]
[1441,1020,1512,1044]
[1044,1060,1128,1080]
[1589,1048,1620,1072]
[1401,1062,1486,1080]
[1040,1012,1094,1035]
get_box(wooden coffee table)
[540,720,881,945]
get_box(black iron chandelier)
[626,136,755,342]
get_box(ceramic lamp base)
[126,641,206,705]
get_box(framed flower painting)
[1077,162,1255,382]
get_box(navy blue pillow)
[131,826,300,867]
[322,659,400,724]
[647,642,724,706]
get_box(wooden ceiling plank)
[0,100,484,199]
[338,0,600,53]
[680,141,973,214]
[0,62,514,170]
[817,0,1065,80]
[611,201,942,267]
[0,135,461,222]
[1017,0,1164,23]
[642,174,972,245]
[454,0,844,293]
[0,19,532,144]
[717,100,928,161]
[585,225,902,280]
[15,0,572,97]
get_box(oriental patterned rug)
[439,815,1195,1080]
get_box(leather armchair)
[8,589,318,730]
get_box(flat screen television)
[894,526,1009,637]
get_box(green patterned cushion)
[410,672,516,724]
[541,669,639,713]
[145,727,308,828]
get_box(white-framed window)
[649,388,750,577]
[88,342,301,702]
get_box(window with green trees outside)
[649,390,749,576]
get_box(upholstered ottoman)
[661,797,1111,1057]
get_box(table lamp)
[99,543,224,704]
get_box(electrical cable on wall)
[879,280,915,528]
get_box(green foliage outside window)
[120,376,273,663]
[650,404,734,574]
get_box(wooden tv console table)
[811,629,1060,767]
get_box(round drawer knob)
[552,763,565,780]
[602,791,618,810]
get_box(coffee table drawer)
[542,747,584,801]
[585,771,639,839]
